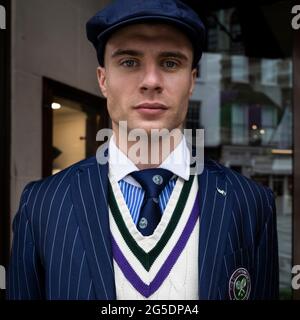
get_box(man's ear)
[97,66,107,98]
[189,68,197,96]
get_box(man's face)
[97,23,197,135]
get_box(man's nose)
[139,64,163,94]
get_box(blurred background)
[0,0,299,300]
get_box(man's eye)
[163,60,178,69]
[120,59,138,67]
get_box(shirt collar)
[108,134,190,182]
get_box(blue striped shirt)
[118,178,177,225]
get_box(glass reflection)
[186,4,293,298]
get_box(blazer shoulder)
[205,158,274,208]
[225,165,273,201]
[19,157,98,210]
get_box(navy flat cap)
[86,0,206,68]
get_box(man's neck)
[113,126,183,170]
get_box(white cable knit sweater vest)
[108,174,199,300]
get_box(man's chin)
[129,121,169,133]
[134,126,172,137]
[116,120,181,136]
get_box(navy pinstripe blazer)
[7,156,279,300]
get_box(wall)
[10,0,110,217]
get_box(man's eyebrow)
[111,49,144,58]
[111,49,189,61]
[159,51,189,61]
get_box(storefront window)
[187,2,293,298]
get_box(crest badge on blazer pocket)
[228,267,251,300]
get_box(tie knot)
[131,168,173,198]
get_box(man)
[7,0,278,300]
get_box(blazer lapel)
[198,160,233,299]
[71,158,116,300]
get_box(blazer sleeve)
[6,183,44,300]
[253,188,279,300]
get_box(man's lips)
[134,103,168,110]
[134,103,169,114]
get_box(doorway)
[42,78,109,177]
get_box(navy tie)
[131,168,173,236]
